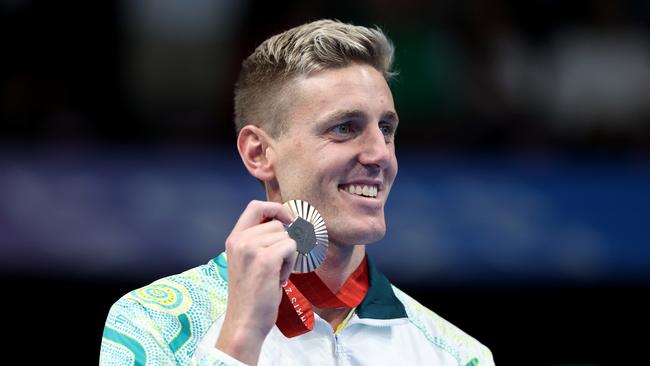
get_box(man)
[100,19,494,365]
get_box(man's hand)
[216,200,297,365]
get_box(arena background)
[2,0,649,364]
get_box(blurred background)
[1,0,649,364]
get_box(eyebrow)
[320,109,399,125]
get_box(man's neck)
[314,243,366,293]
[312,243,366,331]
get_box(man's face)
[268,63,398,247]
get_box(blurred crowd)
[3,0,650,150]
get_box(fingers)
[228,228,296,265]
[226,199,298,283]
[232,200,293,233]
[243,219,287,237]
[226,219,288,253]
[268,238,298,284]
[239,227,290,249]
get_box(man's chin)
[328,226,386,247]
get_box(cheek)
[388,153,398,181]
[276,145,304,175]
[277,158,321,196]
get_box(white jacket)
[101,253,494,365]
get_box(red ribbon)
[276,257,369,338]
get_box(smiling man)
[100,20,494,366]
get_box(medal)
[276,200,368,338]
[283,200,328,273]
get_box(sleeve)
[100,298,246,366]
[465,345,495,366]
[100,297,177,366]
[191,347,249,366]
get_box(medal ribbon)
[275,256,369,338]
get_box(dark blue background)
[3,0,650,364]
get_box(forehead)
[280,64,396,128]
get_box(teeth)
[342,184,378,198]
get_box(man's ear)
[237,125,276,182]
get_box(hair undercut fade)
[233,19,395,137]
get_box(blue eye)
[332,124,352,134]
[379,123,395,137]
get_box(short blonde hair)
[234,19,395,136]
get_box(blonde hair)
[234,19,395,136]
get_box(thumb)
[279,250,298,284]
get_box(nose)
[358,126,392,169]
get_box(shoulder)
[122,255,229,319]
[103,255,230,363]
[391,285,495,366]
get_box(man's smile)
[339,183,378,198]
[338,179,385,200]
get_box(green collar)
[356,255,407,319]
